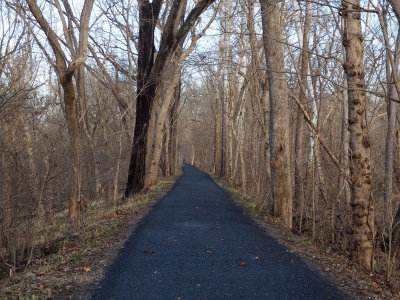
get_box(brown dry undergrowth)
[215,177,400,300]
[0,174,179,299]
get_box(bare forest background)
[2,0,400,290]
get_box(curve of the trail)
[94,164,347,300]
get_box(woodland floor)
[0,176,178,299]
[216,179,400,300]
[0,166,398,299]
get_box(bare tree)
[293,0,312,230]
[125,0,216,196]
[260,0,293,228]
[342,0,374,269]
[24,0,95,219]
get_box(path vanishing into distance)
[93,165,348,300]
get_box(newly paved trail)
[94,165,347,299]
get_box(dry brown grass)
[215,176,400,300]
[0,174,179,299]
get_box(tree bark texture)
[341,77,351,204]
[384,58,398,229]
[125,0,215,196]
[145,62,183,187]
[26,0,94,219]
[387,0,400,256]
[383,7,400,234]
[161,120,170,177]
[168,80,180,175]
[215,86,223,176]
[215,20,225,177]
[294,0,312,217]
[125,0,160,196]
[260,0,293,228]
[342,0,374,270]
[62,76,81,219]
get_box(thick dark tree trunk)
[125,0,215,196]
[125,86,155,196]
[125,0,158,196]
[168,81,180,175]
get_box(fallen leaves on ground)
[216,177,400,300]
[0,178,177,299]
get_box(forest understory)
[0,177,177,299]
[215,176,400,300]
[2,172,397,300]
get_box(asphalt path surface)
[94,164,348,300]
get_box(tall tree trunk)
[160,119,170,178]
[215,85,223,176]
[239,142,247,195]
[1,121,12,249]
[386,1,400,268]
[1,122,17,273]
[339,2,351,207]
[294,0,312,220]
[342,0,374,270]
[21,115,44,217]
[113,130,123,206]
[384,21,400,232]
[260,0,293,228]
[168,81,180,175]
[341,76,351,205]
[126,88,154,195]
[226,115,234,182]
[384,84,397,225]
[26,0,95,219]
[262,82,271,182]
[62,76,81,219]
[145,63,183,187]
[125,0,215,196]
[222,0,233,180]
[76,66,99,200]
[125,1,158,196]
[215,18,225,177]
[235,102,247,194]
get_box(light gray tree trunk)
[383,8,400,235]
[145,63,183,186]
[341,76,351,204]
[294,0,312,223]
[260,0,293,228]
[342,0,374,270]
[215,81,223,176]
